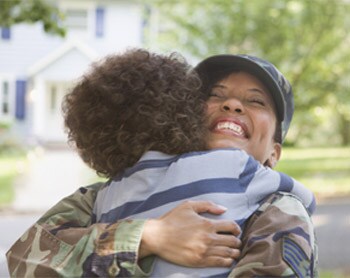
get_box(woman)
[7,53,317,277]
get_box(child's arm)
[229,192,318,277]
[238,151,316,214]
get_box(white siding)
[0,23,62,75]
[0,0,145,143]
[86,2,144,55]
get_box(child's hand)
[140,200,241,267]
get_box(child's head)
[62,49,207,178]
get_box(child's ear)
[265,143,281,168]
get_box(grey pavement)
[1,147,350,277]
[313,198,350,275]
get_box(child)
[62,48,315,277]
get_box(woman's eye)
[250,99,265,106]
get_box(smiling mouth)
[214,121,246,137]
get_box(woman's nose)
[221,98,244,114]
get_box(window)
[50,85,57,113]
[65,9,88,30]
[2,81,9,115]
[0,79,13,120]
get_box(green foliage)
[0,0,65,36]
[0,173,16,205]
[0,121,10,130]
[0,122,27,155]
[0,153,26,206]
[146,0,350,146]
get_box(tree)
[146,0,350,145]
[0,0,65,36]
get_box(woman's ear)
[265,143,281,168]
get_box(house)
[0,0,146,145]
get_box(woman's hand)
[139,200,241,267]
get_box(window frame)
[0,76,15,121]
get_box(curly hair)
[62,49,208,178]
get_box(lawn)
[275,147,350,199]
[0,153,27,206]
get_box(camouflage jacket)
[6,182,318,277]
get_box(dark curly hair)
[62,49,207,178]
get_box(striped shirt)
[93,148,315,277]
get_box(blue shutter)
[1,27,11,40]
[15,80,26,120]
[95,7,104,37]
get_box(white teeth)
[216,122,244,135]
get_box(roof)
[28,39,98,76]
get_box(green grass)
[0,153,27,206]
[319,270,349,278]
[275,147,350,199]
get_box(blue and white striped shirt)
[93,148,315,278]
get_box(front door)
[45,82,70,142]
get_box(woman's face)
[206,71,281,167]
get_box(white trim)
[27,40,98,77]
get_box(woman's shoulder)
[233,192,318,278]
[245,191,316,244]
[257,191,313,217]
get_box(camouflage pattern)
[6,182,151,277]
[7,184,317,277]
[230,192,318,277]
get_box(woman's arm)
[7,183,241,277]
[229,192,318,277]
[6,182,151,277]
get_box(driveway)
[10,146,96,212]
